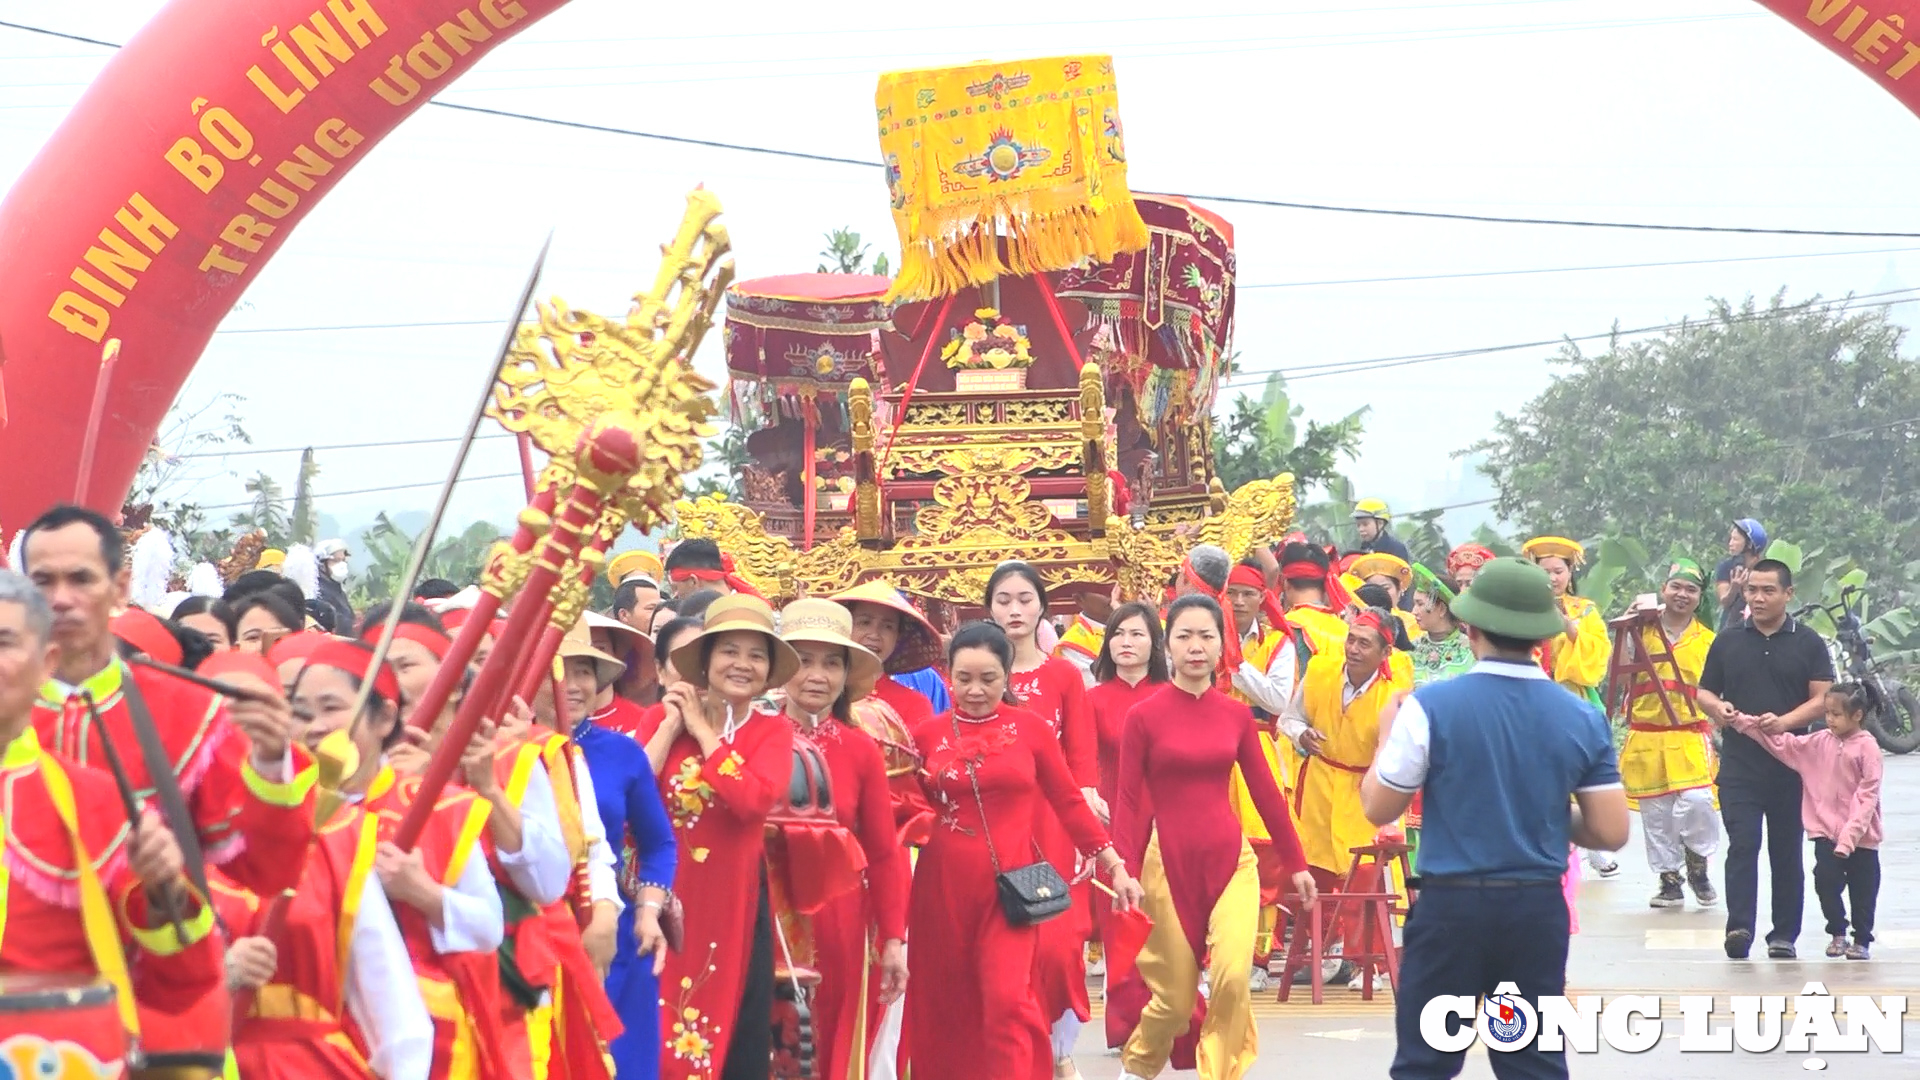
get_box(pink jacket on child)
[1731,717,1883,854]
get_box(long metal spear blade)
[347,231,553,730]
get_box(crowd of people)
[0,495,1888,1080]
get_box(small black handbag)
[955,715,1073,927]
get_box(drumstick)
[230,890,294,1023]
[81,692,191,943]
[124,653,280,705]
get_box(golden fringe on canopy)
[876,55,1148,302]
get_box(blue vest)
[1412,669,1618,881]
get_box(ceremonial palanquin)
[681,55,1293,621]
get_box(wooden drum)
[0,974,128,1077]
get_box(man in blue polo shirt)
[1361,557,1629,1080]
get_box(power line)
[496,1,1593,48]
[444,13,1761,90]
[173,432,516,459]
[427,102,877,167]
[10,17,1920,241]
[1162,191,1920,240]
[1238,245,1920,290]
[1226,287,1920,384]
[0,19,117,48]
[195,470,524,511]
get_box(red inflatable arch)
[1,0,1918,526]
[0,0,572,528]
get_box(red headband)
[1181,557,1242,690]
[1279,559,1352,614]
[365,622,451,661]
[267,630,332,669]
[198,650,283,693]
[1351,610,1397,680]
[1227,564,1288,632]
[306,639,402,704]
[667,553,765,599]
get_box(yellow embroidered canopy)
[876,55,1147,302]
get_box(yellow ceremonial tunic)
[1540,595,1609,702]
[1294,651,1409,874]
[1228,627,1291,842]
[1618,620,1718,800]
[1274,607,1348,800]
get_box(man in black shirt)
[1697,558,1834,959]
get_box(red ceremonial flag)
[1103,904,1154,989]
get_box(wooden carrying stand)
[1603,608,1685,724]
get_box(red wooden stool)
[1276,841,1410,1004]
[1348,838,1416,915]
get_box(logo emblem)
[1476,989,1538,1053]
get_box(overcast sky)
[4,0,1918,546]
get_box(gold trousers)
[1121,834,1261,1080]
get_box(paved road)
[1073,750,1920,1078]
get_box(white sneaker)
[1319,941,1345,982]
[1085,956,1105,977]
[1248,967,1270,993]
[1347,969,1390,992]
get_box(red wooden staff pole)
[394,424,638,850]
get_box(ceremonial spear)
[227,235,551,1026]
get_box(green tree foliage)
[1215,373,1368,497]
[352,515,505,605]
[232,471,291,545]
[289,449,320,546]
[684,425,749,505]
[127,393,252,566]
[1472,292,1920,600]
[818,228,890,278]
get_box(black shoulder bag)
[954,713,1071,927]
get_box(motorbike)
[1793,585,1920,754]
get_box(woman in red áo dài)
[984,562,1103,1078]
[1111,596,1318,1080]
[640,594,799,1080]
[906,622,1144,1080]
[777,599,911,1080]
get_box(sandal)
[1826,935,1849,958]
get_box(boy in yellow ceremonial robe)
[1278,608,1409,971]
[1618,560,1721,909]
